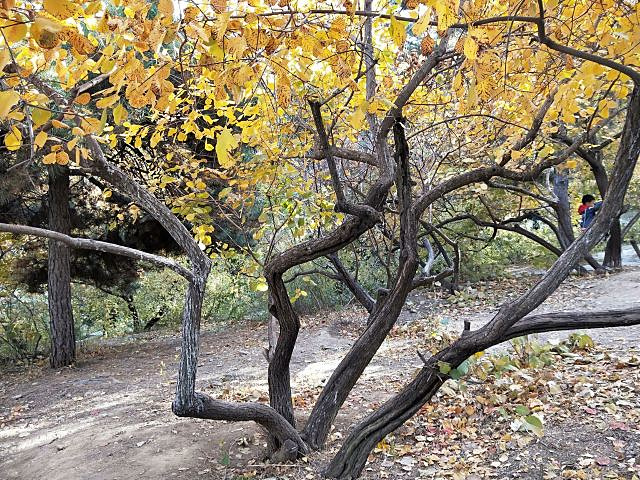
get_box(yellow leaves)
[389,15,407,47]
[43,151,57,164]
[43,148,71,165]
[34,131,48,150]
[182,6,199,23]
[215,127,238,169]
[32,106,51,127]
[434,0,456,33]
[464,36,478,61]
[275,74,291,108]
[214,12,231,40]
[420,36,435,55]
[96,94,119,109]
[84,1,102,16]
[349,101,368,131]
[4,125,21,151]
[226,36,247,58]
[31,16,63,49]
[43,0,83,20]
[211,0,227,13]
[61,27,96,56]
[74,93,91,105]
[193,224,214,245]
[2,15,27,43]
[566,159,578,169]
[0,48,10,72]
[113,103,128,125]
[55,150,70,165]
[328,17,347,40]
[581,61,605,77]
[80,116,101,134]
[0,89,20,119]
[0,0,15,11]
[413,8,432,36]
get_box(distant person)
[579,194,602,230]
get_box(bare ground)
[1,269,639,480]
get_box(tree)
[1,0,639,477]
[46,164,75,367]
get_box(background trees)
[1,0,639,477]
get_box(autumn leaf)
[0,48,10,72]
[464,36,478,60]
[0,89,20,119]
[215,127,239,169]
[413,8,432,36]
[113,103,127,125]
[157,0,174,19]
[421,36,435,56]
[2,14,27,42]
[31,16,63,49]
[75,93,91,105]
[42,151,57,164]
[4,125,21,151]
[34,131,48,150]
[389,15,407,47]
[56,150,70,165]
[43,0,83,20]
[32,106,51,127]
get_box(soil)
[1,268,639,480]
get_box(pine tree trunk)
[47,165,75,368]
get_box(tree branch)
[0,223,193,281]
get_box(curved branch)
[175,392,308,458]
[0,223,193,281]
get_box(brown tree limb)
[0,223,194,281]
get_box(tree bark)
[551,169,574,250]
[603,219,622,268]
[327,253,375,313]
[47,165,75,368]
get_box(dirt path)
[1,269,638,480]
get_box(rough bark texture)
[327,253,375,313]
[47,165,76,368]
[603,220,622,268]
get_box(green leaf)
[525,414,543,429]
[515,405,531,416]
[438,361,451,374]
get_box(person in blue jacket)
[579,194,602,230]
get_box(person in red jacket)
[578,194,602,230]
